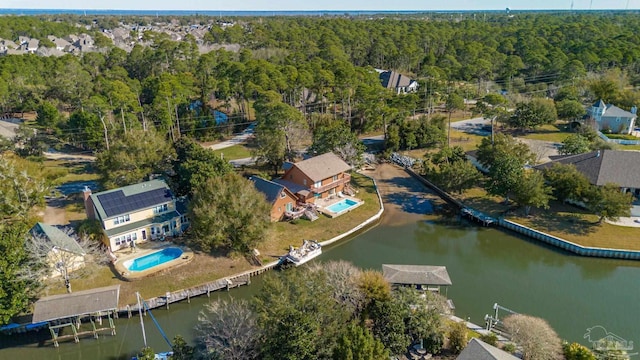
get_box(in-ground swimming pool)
[326,198,359,213]
[123,247,183,272]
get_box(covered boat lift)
[32,285,120,347]
[382,264,452,296]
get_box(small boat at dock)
[281,240,322,266]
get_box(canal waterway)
[1,166,639,359]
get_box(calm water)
[2,220,640,359]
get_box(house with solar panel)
[83,179,188,252]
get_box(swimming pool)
[327,198,359,213]
[123,247,183,272]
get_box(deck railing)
[312,173,351,194]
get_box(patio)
[315,195,364,218]
[113,242,194,280]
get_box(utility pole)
[98,111,109,151]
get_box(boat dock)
[461,207,496,226]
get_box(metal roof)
[30,223,85,255]
[382,264,452,286]
[32,285,120,323]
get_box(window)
[113,214,130,225]
[314,181,321,188]
[153,203,169,214]
[280,192,286,199]
[332,175,338,181]
[303,179,307,186]
[616,117,621,122]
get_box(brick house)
[275,152,352,204]
[250,176,299,222]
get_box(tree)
[21,227,108,293]
[254,268,351,360]
[172,137,232,197]
[95,129,176,189]
[136,347,156,360]
[508,99,557,131]
[308,261,365,315]
[448,321,468,354]
[559,134,591,155]
[428,161,480,194]
[543,163,591,203]
[195,299,260,360]
[563,342,597,360]
[0,221,38,325]
[333,322,389,360]
[393,287,448,352]
[503,314,563,360]
[585,184,633,223]
[171,335,194,360]
[253,94,310,174]
[189,172,270,254]
[35,101,60,130]
[370,298,410,356]
[476,134,534,201]
[358,270,391,312]
[445,93,464,146]
[67,110,105,150]
[512,171,553,216]
[310,121,365,167]
[556,99,586,121]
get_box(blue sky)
[4,0,639,11]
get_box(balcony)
[311,173,351,194]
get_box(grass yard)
[604,133,639,141]
[42,159,100,184]
[452,185,640,251]
[43,171,381,306]
[518,123,572,143]
[211,144,253,160]
[263,173,381,260]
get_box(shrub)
[448,321,468,354]
[479,332,499,347]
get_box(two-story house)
[83,179,188,252]
[378,69,419,95]
[587,99,637,134]
[275,152,352,204]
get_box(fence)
[597,131,640,145]
[498,218,640,260]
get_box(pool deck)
[113,242,194,281]
[316,195,364,218]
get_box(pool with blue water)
[327,199,359,213]
[124,247,183,272]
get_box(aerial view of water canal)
[1,165,638,359]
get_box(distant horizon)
[2,0,639,12]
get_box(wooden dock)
[119,261,279,314]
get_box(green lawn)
[604,133,639,140]
[211,144,253,160]
[519,124,572,143]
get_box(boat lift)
[484,302,519,332]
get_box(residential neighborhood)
[1,7,639,360]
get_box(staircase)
[304,209,319,222]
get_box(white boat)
[282,240,322,266]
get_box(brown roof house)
[587,99,637,134]
[250,176,299,222]
[275,152,353,203]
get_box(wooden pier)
[119,261,279,314]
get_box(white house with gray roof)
[29,222,86,279]
[587,99,637,134]
[83,179,188,251]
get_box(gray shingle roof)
[602,104,636,119]
[250,176,285,204]
[382,264,452,286]
[292,152,351,182]
[380,70,413,89]
[90,179,174,220]
[535,150,640,188]
[32,285,120,323]
[457,338,519,360]
[30,222,85,255]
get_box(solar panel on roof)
[98,188,173,217]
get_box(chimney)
[83,186,96,219]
